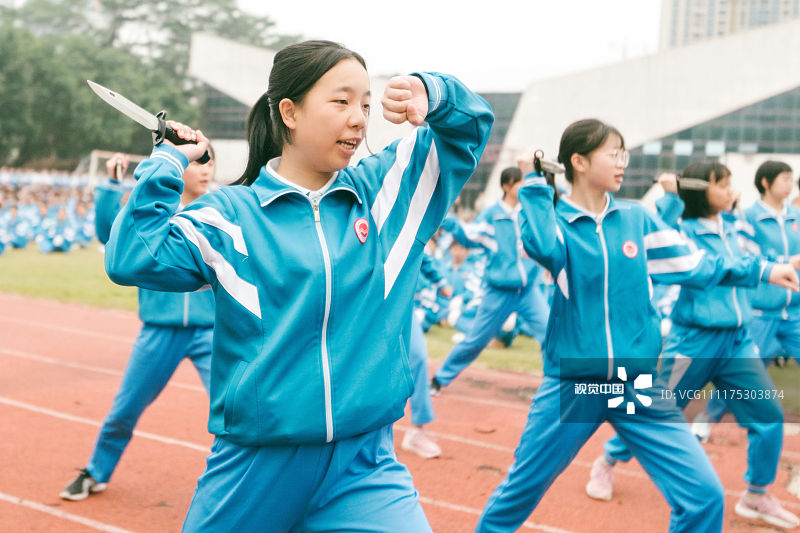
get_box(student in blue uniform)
[586,160,800,530]
[474,119,799,533]
[37,206,77,253]
[60,149,217,501]
[101,40,492,532]
[695,161,800,428]
[431,166,548,393]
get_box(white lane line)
[419,496,581,532]
[0,397,210,452]
[0,491,135,533]
[0,348,206,392]
[0,316,132,344]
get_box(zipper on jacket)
[183,293,189,327]
[596,221,614,380]
[778,217,792,315]
[308,192,334,442]
[512,216,528,287]
[720,229,743,327]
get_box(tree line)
[0,0,297,169]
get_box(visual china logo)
[607,366,652,414]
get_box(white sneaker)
[401,428,442,459]
[691,412,712,443]
[585,456,614,501]
[735,491,800,529]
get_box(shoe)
[691,412,712,443]
[585,456,614,501]
[401,428,442,459]
[59,468,107,501]
[430,376,442,396]
[735,491,800,529]
[450,331,466,344]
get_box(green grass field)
[0,244,137,311]
[1,243,798,414]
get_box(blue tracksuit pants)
[604,324,784,491]
[475,375,724,533]
[86,324,212,483]
[434,283,548,386]
[181,425,431,533]
[706,315,800,421]
[409,314,435,426]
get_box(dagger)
[86,80,210,164]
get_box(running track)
[0,292,798,532]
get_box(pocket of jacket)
[223,360,248,432]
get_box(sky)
[238,0,663,92]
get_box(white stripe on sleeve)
[647,250,705,275]
[170,217,261,318]
[371,135,416,235]
[175,207,249,256]
[384,141,439,298]
[643,229,683,250]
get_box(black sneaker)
[430,377,442,396]
[59,468,107,501]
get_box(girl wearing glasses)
[475,119,799,533]
[102,40,493,532]
[586,160,799,530]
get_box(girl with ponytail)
[102,39,493,532]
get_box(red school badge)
[793,222,799,232]
[622,240,638,258]
[354,218,369,244]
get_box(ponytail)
[533,150,564,206]
[234,93,280,186]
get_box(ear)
[571,153,587,174]
[278,98,297,130]
[760,176,769,191]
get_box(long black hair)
[557,119,624,184]
[233,40,367,186]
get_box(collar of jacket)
[558,193,626,224]
[683,216,733,236]
[251,165,363,207]
[752,200,798,222]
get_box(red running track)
[0,292,798,532]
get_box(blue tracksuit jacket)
[95,181,215,328]
[739,201,800,319]
[443,200,528,290]
[670,215,768,328]
[518,175,772,381]
[104,72,493,446]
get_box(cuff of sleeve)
[760,261,773,282]
[523,173,548,187]
[151,144,189,176]
[412,72,446,117]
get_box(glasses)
[608,149,629,168]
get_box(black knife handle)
[153,110,210,164]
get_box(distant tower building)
[660,0,800,49]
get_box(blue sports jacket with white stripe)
[94,181,215,328]
[518,176,772,381]
[739,201,800,319]
[670,215,770,328]
[105,72,493,446]
[442,201,529,290]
